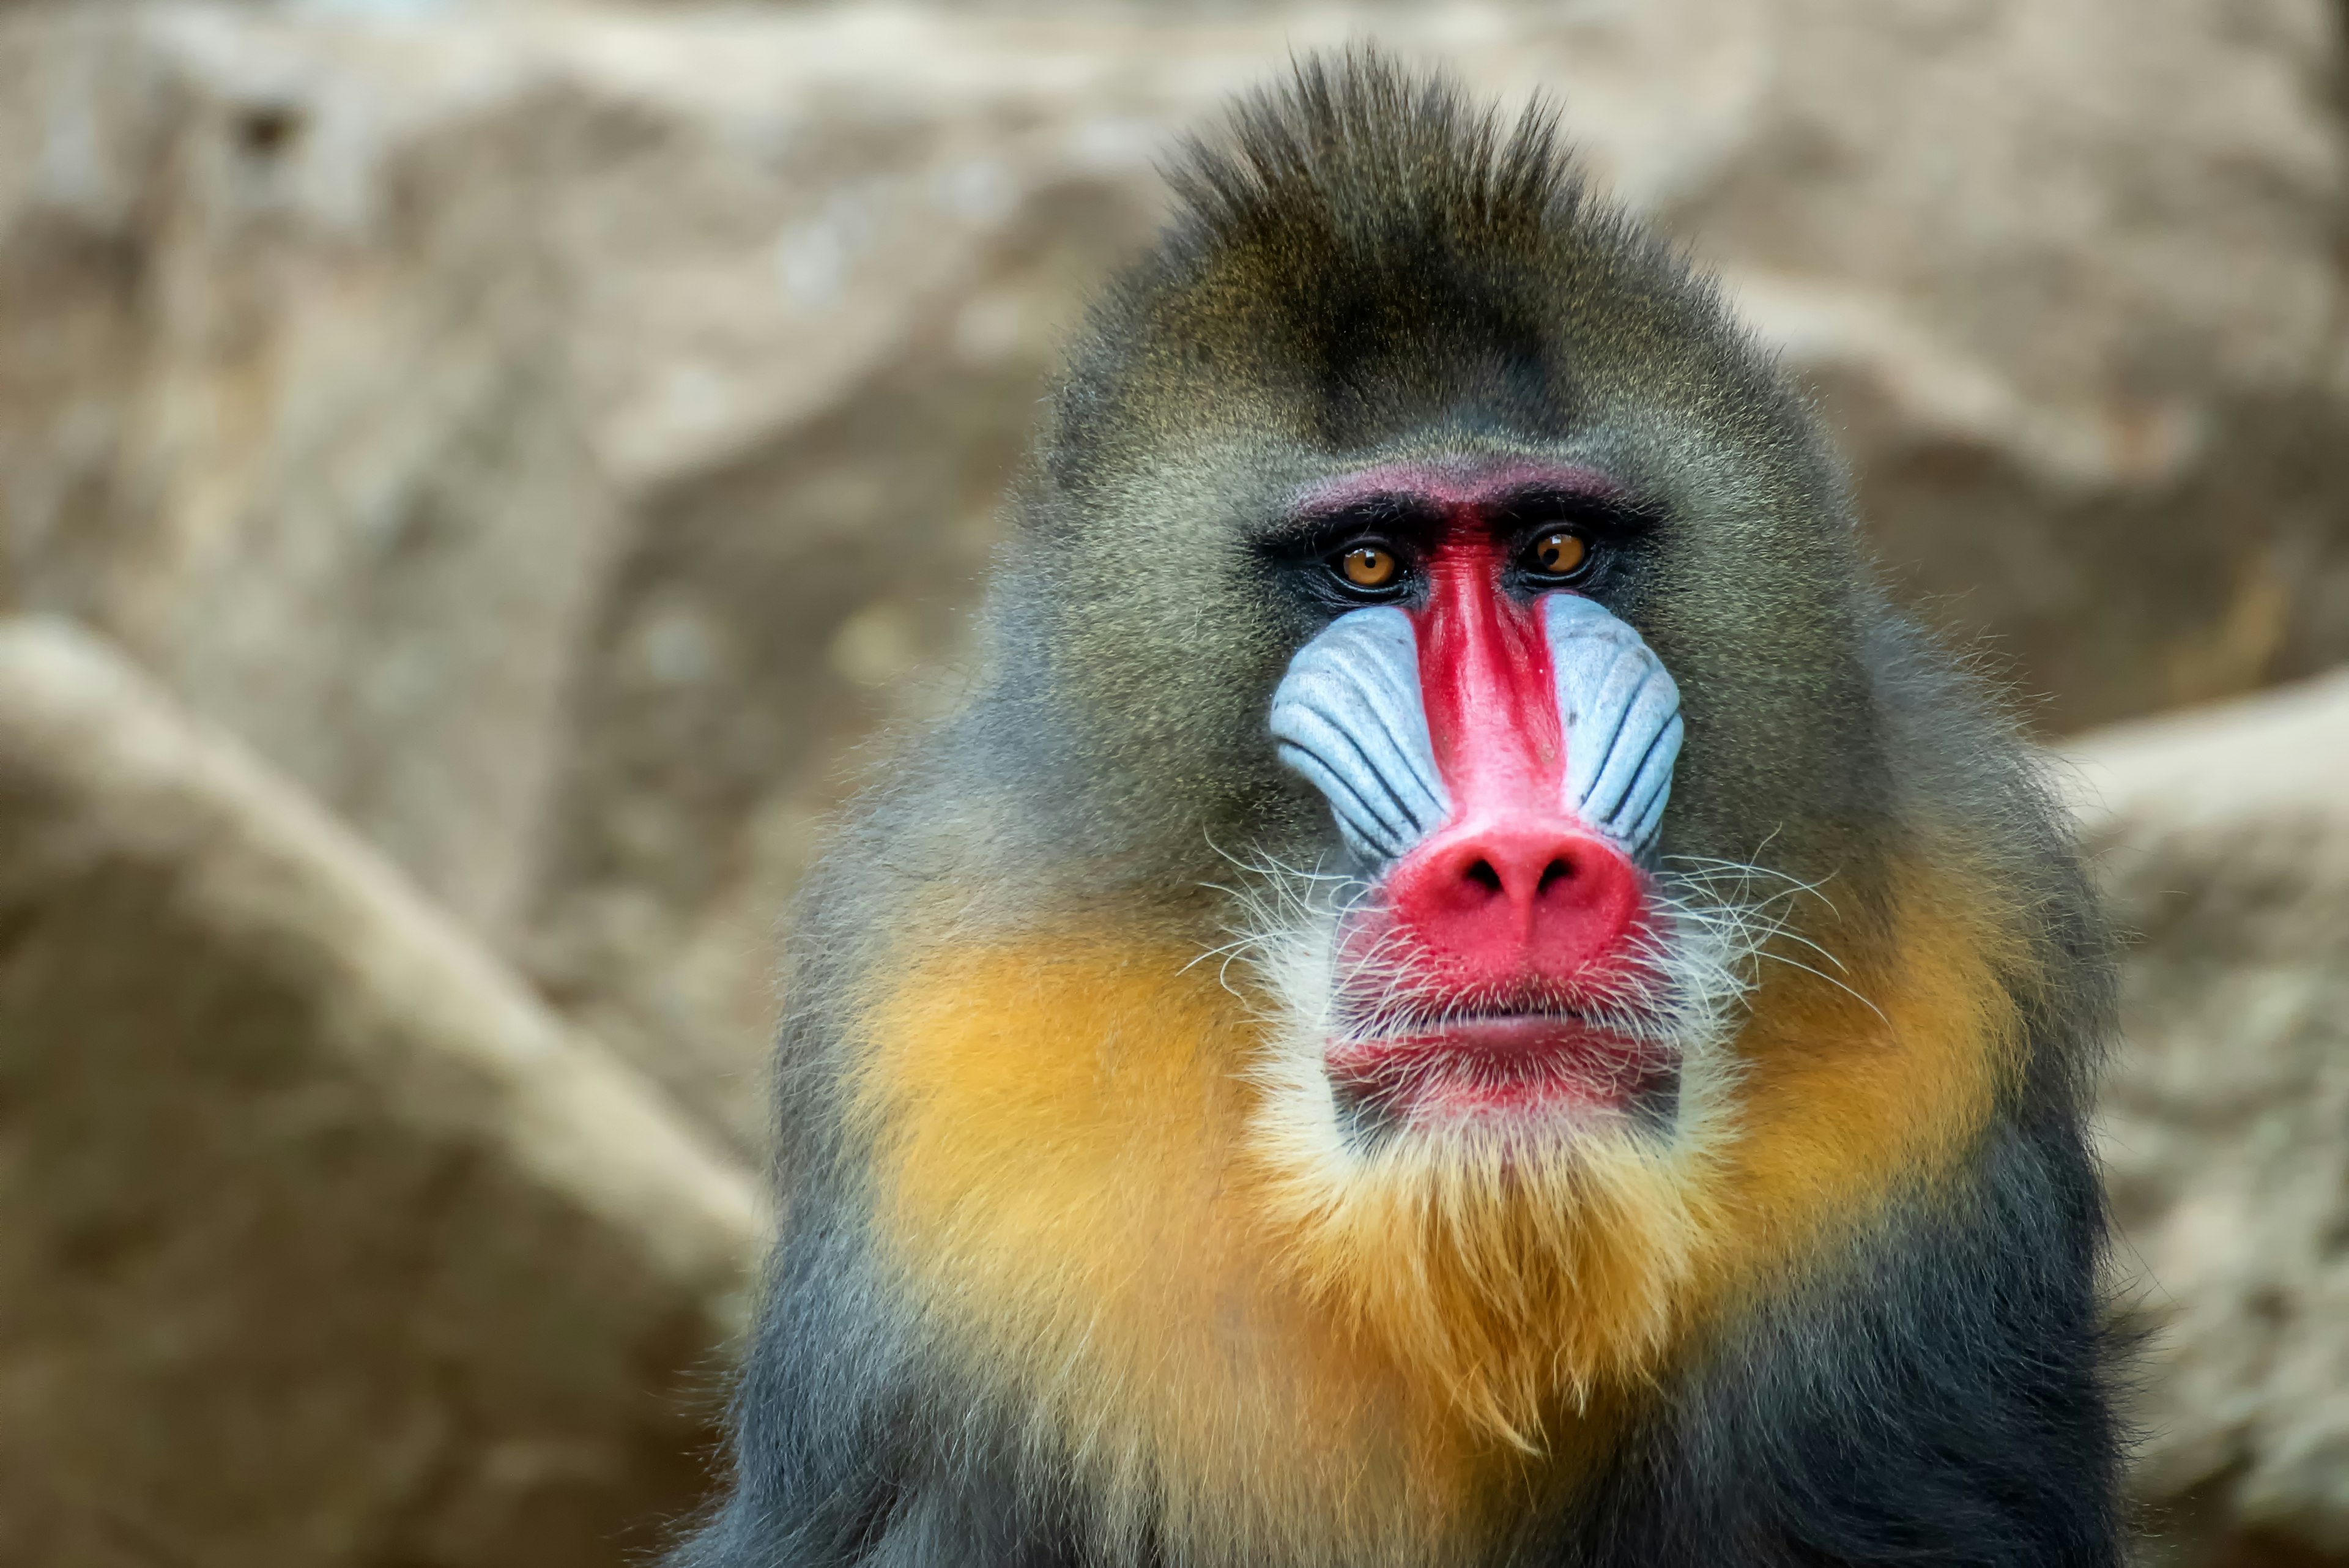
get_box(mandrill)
[675,52,2123,1568]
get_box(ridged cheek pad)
[1268,595,1683,868]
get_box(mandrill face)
[1032,139,1883,1200]
[1007,67,1899,1429]
[1263,458,1686,1140]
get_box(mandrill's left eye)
[1334,543,1403,592]
[1526,529,1590,581]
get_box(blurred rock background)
[0,0,2340,1563]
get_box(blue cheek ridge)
[1268,607,1449,866]
[1266,598,1683,868]
[1544,594,1682,858]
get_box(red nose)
[1383,812,1642,988]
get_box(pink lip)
[1324,1013,1667,1128]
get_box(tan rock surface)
[0,6,628,949]
[0,615,760,1568]
[2071,674,2349,1567]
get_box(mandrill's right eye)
[1335,543,1402,593]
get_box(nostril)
[1385,823,1641,982]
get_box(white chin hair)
[1212,852,1795,1187]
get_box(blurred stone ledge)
[2069,671,2349,1568]
[0,615,760,1568]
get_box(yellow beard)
[845,861,2014,1564]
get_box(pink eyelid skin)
[1287,457,1625,525]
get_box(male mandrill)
[677,53,2123,1568]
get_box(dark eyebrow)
[1486,484,1661,535]
[1258,492,1445,555]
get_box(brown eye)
[1338,544,1400,591]
[1531,530,1589,578]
